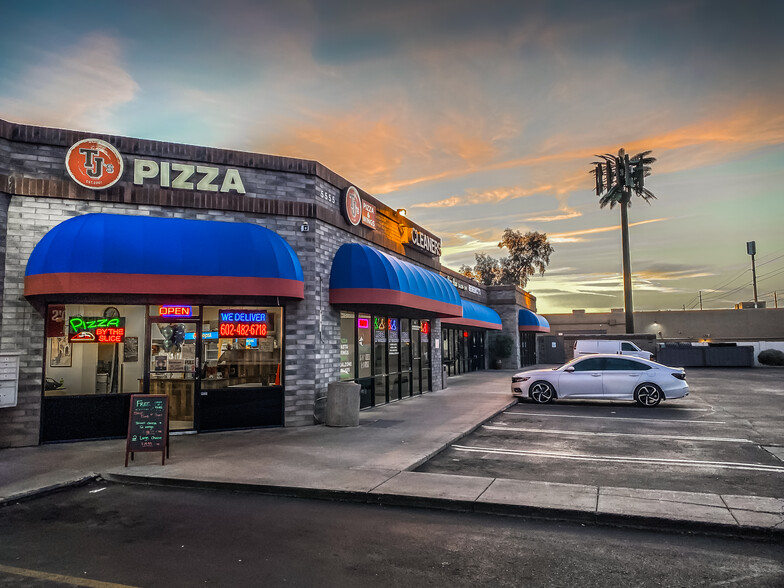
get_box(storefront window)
[421,320,431,392]
[388,318,400,401]
[44,304,145,397]
[340,311,355,381]
[337,314,435,405]
[411,320,421,394]
[373,317,387,405]
[373,317,387,375]
[357,313,372,380]
[201,306,283,388]
[400,319,411,397]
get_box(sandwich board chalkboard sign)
[125,394,169,466]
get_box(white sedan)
[511,354,688,407]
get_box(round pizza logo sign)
[343,185,362,226]
[65,138,124,190]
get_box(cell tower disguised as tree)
[592,148,656,334]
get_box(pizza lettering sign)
[69,316,126,343]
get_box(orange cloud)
[265,104,510,195]
[375,98,784,196]
[266,113,409,191]
[412,183,555,208]
[525,208,582,222]
[550,218,668,240]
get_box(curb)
[0,474,100,508]
[102,473,783,542]
[405,398,520,471]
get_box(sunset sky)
[2,0,782,313]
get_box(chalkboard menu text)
[125,394,169,466]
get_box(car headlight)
[511,376,530,383]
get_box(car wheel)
[635,383,662,407]
[530,381,555,404]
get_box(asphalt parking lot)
[417,368,784,498]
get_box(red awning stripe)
[329,287,462,318]
[24,273,304,299]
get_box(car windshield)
[559,357,583,370]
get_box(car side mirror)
[565,366,575,373]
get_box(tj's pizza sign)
[341,185,376,230]
[65,138,245,194]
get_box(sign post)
[125,394,169,467]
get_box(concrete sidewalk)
[1,369,782,539]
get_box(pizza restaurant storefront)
[25,214,303,442]
[0,118,550,448]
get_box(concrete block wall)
[491,304,521,369]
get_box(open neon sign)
[159,305,192,317]
[69,316,126,343]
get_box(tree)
[591,148,657,334]
[498,229,554,288]
[472,253,502,286]
[459,229,553,288]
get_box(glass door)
[411,320,422,394]
[147,319,199,431]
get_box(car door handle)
[591,373,601,377]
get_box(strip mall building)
[0,118,549,448]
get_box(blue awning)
[329,243,462,317]
[25,213,304,298]
[518,309,550,332]
[442,298,503,330]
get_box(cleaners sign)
[403,227,441,257]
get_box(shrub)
[490,335,514,360]
[758,349,784,366]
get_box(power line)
[698,264,784,305]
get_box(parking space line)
[483,425,753,444]
[0,563,137,587]
[452,445,784,473]
[504,411,727,424]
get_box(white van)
[573,340,653,361]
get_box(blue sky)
[1,0,783,313]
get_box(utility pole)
[699,291,703,310]
[775,291,779,309]
[747,241,758,306]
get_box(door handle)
[591,373,601,377]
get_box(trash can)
[325,381,360,427]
